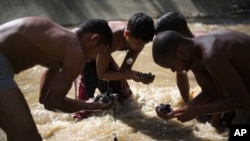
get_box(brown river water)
[1,23,250,141]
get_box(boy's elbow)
[43,101,55,111]
[43,103,53,111]
[43,99,61,111]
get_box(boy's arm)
[40,44,115,113]
[186,65,218,106]
[96,48,138,81]
[176,71,190,103]
[120,49,141,71]
[39,68,60,104]
[175,58,250,122]
[41,67,114,113]
[120,48,155,84]
[173,67,219,122]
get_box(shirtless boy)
[0,17,116,140]
[153,30,250,125]
[74,12,155,119]
[154,12,195,103]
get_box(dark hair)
[77,19,112,46]
[155,12,193,37]
[127,13,155,42]
[152,31,186,62]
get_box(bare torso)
[0,17,83,74]
[192,30,250,95]
[197,30,250,76]
[108,21,127,52]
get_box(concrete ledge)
[0,0,250,25]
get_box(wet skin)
[154,30,250,122]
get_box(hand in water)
[98,94,118,110]
[155,104,175,120]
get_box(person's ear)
[124,30,130,37]
[90,34,100,43]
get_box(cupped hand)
[131,71,155,84]
[174,106,197,122]
[142,72,155,84]
[97,93,119,110]
[130,71,142,82]
[155,106,175,120]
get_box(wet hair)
[77,19,112,47]
[154,12,193,37]
[127,13,155,42]
[152,31,186,63]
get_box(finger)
[155,108,175,120]
[173,107,184,113]
[147,77,154,84]
[144,76,152,84]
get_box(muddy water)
[1,23,250,141]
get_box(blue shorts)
[0,53,17,93]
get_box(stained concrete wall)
[0,0,250,26]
